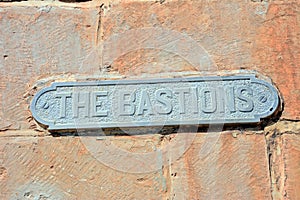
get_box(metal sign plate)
[30,75,279,130]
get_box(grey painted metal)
[30,75,279,130]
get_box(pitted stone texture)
[0,132,271,199]
[282,135,300,200]
[270,134,300,200]
[170,132,271,200]
[0,1,299,132]
[0,136,166,200]
[0,6,99,131]
[102,0,300,120]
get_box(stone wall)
[0,0,299,199]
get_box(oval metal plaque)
[30,75,279,130]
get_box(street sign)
[30,75,279,130]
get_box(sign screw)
[259,95,267,103]
[42,102,49,109]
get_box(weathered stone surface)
[0,131,271,199]
[282,134,300,200]
[171,131,271,200]
[266,121,300,200]
[102,0,300,120]
[0,136,166,199]
[0,1,299,200]
[0,5,100,131]
[0,0,299,132]
[269,133,300,200]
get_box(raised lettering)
[237,86,254,112]
[200,88,217,113]
[155,89,173,114]
[56,92,72,118]
[91,91,108,117]
[174,88,190,114]
[217,87,236,113]
[227,86,236,113]
[73,92,89,118]
[119,91,136,116]
[137,90,154,115]
[30,75,279,131]
[191,87,199,114]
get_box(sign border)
[30,74,279,130]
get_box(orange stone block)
[0,6,99,131]
[170,132,271,199]
[282,134,300,199]
[0,132,271,199]
[102,0,300,120]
